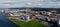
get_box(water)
[0,13,19,27]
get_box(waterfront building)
[50,10,57,18]
[0,10,4,13]
[46,12,52,16]
[41,11,47,15]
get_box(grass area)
[9,18,47,27]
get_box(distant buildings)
[0,10,4,13]
[2,8,60,22]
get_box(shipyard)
[0,8,60,27]
[0,0,59,27]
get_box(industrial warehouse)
[0,8,59,27]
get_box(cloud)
[0,0,59,8]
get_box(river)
[0,13,19,27]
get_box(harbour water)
[0,13,19,27]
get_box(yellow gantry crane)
[49,10,57,17]
[50,10,57,14]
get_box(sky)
[0,0,60,8]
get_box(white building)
[46,12,52,16]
